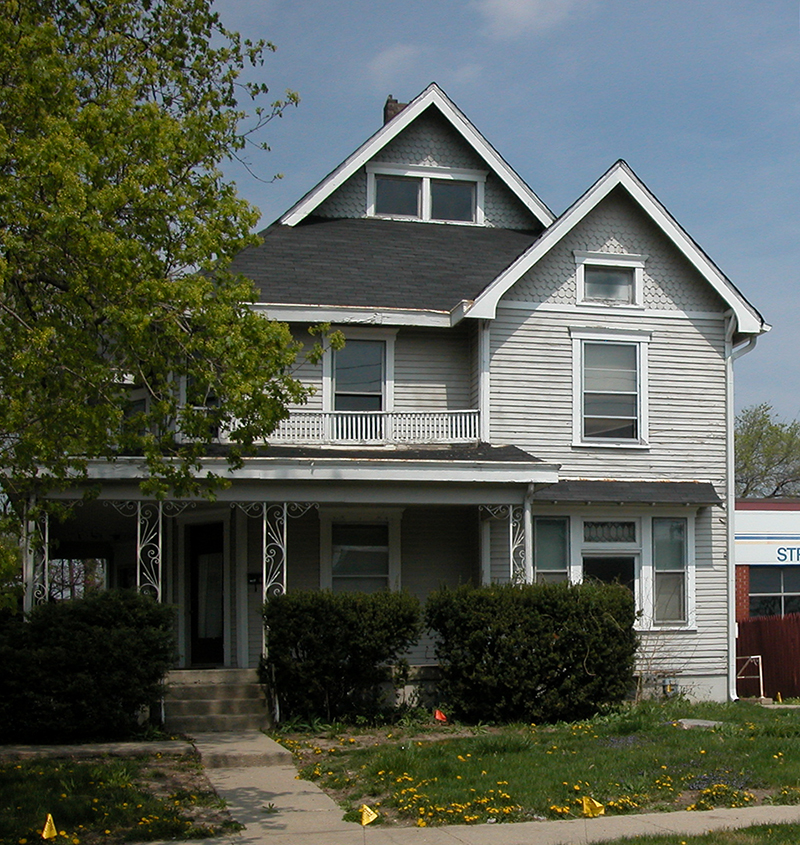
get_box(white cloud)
[367,44,424,91]
[474,0,591,38]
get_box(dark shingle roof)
[228,217,541,311]
[204,442,544,463]
[530,480,721,505]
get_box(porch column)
[22,501,49,613]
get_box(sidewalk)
[190,731,800,845]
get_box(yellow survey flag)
[42,814,57,839]
[581,796,605,818]
[360,804,379,826]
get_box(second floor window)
[334,339,385,411]
[583,341,639,440]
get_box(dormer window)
[367,164,485,224]
[575,251,647,306]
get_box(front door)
[188,522,224,666]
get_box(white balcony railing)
[269,410,480,445]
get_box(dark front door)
[188,522,224,666]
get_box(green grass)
[278,700,800,827]
[581,825,800,845]
[0,755,240,845]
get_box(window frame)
[574,251,647,307]
[366,163,486,225]
[652,516,689,625]
[561,511,696,630]
[319,508,403,592]
[322,328,397,414]
[570,327,651,448]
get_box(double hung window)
[652,517,688,623]
[571,329,650,446]
[331,523,390,593]
[533,517,569,583]
[333,340,385,411]
[320,509,403,593]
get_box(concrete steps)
[165,669,269,734]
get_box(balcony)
[269,409,480,445]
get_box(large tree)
[0,0,314,501]
[735,404,800,499]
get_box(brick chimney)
[383,95,408,124]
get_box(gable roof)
[230,216,538,313]
[279,83,554,229]
[466,160,768,336]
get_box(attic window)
[575,251,647,306]
[367,164,485,224]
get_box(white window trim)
[322,328,397,413]
[574,251,647,307]
[565,510,696,631]
[366,163,487,225]
[319,508,403,591]
[570,327,651,448]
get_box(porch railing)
[269,409,480,445]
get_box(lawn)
[594,826,800,845]
[0,752,242,845]
[274,700,800,827]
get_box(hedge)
[0,590,176,742]
[426,581,637,724]
[261,590,422,722]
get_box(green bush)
[0,590,176,742]
[261,590,422,722]
[426,581,637,724]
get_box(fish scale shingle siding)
[316,111,539,230]
[509,189,726,312]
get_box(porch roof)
[529,480,722,506]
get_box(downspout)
[724,311,759,700]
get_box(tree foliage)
[735,404,800,499]
[0,0,312,500]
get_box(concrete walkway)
[190,731,800,845]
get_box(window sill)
[368,213,482,226]
[577,300,645,310]
[572,440,651,450]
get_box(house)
[27,83,767,708]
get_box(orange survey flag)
[434,709,447,723]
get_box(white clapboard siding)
[489,308,727,482]
[394,327,472,411]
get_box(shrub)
[261,590,422,722]
[0,590,176,742]
[426,581,637,724]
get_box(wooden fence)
[737,613,800,699]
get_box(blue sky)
[215,0,800,419]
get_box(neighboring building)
[735,499,800,621]
[29,84,767,701]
